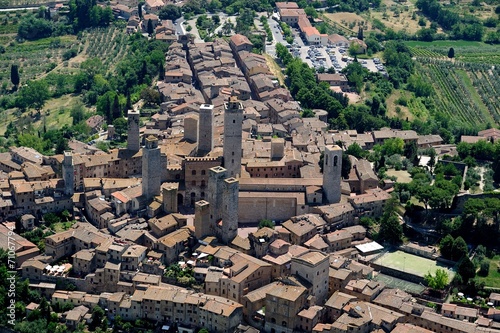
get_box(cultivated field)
[373,250,456,281]
[0,36,79,89]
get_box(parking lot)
[266,19,386,75]
[291,43,382,74]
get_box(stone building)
[184,156,222,206]
[291,250,329,305]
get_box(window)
[192,170,196,175]
[201,170,206,175]
[334,155,338,166]
[233,119,235,123]
[191,180,196,186]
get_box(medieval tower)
[198,104,214,155]
[142,136,161,202]
[323,145,342,204]
[223,95,243,177]
[162,183,178,214]
[127,109,140,152]
[62,151,74,196]
[208,166,227,229]
[194,200,211,240]
[207,166,239,244]
[221,177,239,244]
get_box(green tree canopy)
[424,268,448,289]
[17,79,50,111]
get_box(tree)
[346,142,364,159]
[439,234,454,259]
[17,79,50,111]
[448,47,455,59]
[258,219,274,229]
[147,19,154,35]
[458,256,475,283]
[158,4,182,20]
[424,268,448,289]
[140,87,160,106]
[379,214,403,244]
[11,64,20,88]
[357,26,364,40]
[138,2,142,18]
[112,93,121,120]
[90,305,106,331]
[70,102,86,125]
[452,236,468,261]
[341,153,352,178]
[113,117,128,137]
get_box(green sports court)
[373,250,455,281]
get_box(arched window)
[201,180,206,187]
[271,318,276,324]
[201,192,205,198]
[201,170,206,175]
[334,155,338,166]
[282,321,287,327]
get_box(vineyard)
[415,59,500,126]
[0,0,66,8]
[0,36,80,88]
[407,42,500,65]
[80,26,129,72]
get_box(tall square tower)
[142,136,161,202]
[62,151,74,196]
[223,95,243,178]
[198,104,214,155]
[323,145,342,204]
[127,109,140,152]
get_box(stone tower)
[184,113,198,143]
[270,138,285,160]
[208,166,227,228]
[323,145,342,204]
[62,151,74,196]
[142,136,161,202]
[223,95,243,177]
[194,200,211,239]
[162,183,178,214]
[127,109,140,152]
[221,177,239,244]
[198,104,214,155]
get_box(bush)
[62,48,78,61]
[479,259,490,276]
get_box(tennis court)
[373,273,426,294]
[373,250,455,281]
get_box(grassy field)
[476,255,500,288]
[374,250,456,281]
[386,169,412,183]
[265,53,285,86]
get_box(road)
[174,18,185,35]
[266,17,286,57]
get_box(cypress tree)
[10,64,20,88]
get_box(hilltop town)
[1,0,500,333]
